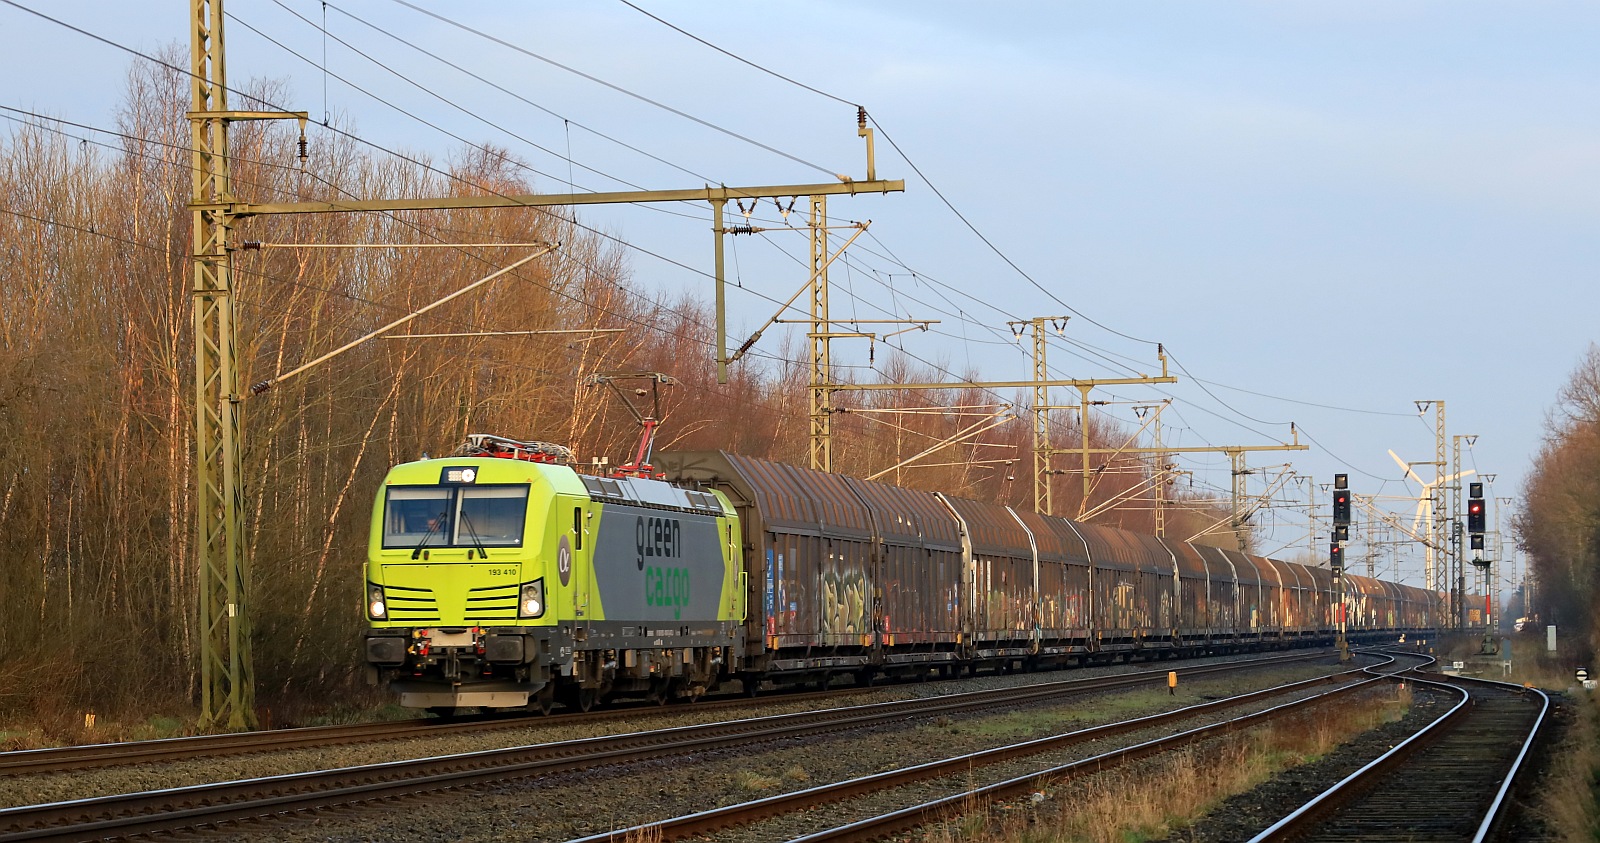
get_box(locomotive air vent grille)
[384,584,440,622]
[465,583,519,622]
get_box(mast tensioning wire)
[867,115,1158,348]
[248,246,556,396]
[0,0,790,318]
[0,5,1150,408]
[380,0,839,178]
[10,0,1397,447]
[321,0,717,187]
[0,0,275,113]
[0,163,811,392]
[249,242,553,248]
[262,0,674,202]
[0,106,789,373]
[388,329,625,338]
[615,0,857,107]
[20,4,1330,491]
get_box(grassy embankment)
[922,682,1412,843]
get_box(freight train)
[362,434,1443,713]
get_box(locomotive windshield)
[382,484,529,550]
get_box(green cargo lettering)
[635,515,682,569]
[645,565,691,620]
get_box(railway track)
[0,651,1335,841]
[0,650,1323,777]
[1247,656,1551,843]
[577,651,1421,843]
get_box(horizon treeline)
[1516,344,1600,656]
[0,58,1226,726]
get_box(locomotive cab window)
[383,484,529,550]
[384,487,454,547]
[458,486,528,546]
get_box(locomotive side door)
[564,498,593,645]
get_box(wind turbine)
[1389,449,1474,593]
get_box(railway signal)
[1332,488,1351,525]
[1330,542,1344,568]
[1467,487,1486,534]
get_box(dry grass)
[615,823,663,843]
[1535,689,1600,843]
[732,769,783,792]
[926,685,1410,843]
[0,709,199,751]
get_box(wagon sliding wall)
[658,451,1438,682]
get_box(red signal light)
[1467,496,1486,533]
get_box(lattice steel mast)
[186,0,899,728]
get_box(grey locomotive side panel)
[591,503,726,622]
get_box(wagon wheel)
[535,686,556,716]
[577,688,599,713]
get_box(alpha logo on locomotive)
[557,534,572,587]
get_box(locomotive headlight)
[368,585,387,620]
[519,579,546,619]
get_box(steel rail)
[1469,675,1552,841]
[571,655,1397,843]
[780,653,1428,843]
[1245,656,1550,843]
[0,651,1324,776]
[0,652,1333,841]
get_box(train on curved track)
[362,434,1445,713]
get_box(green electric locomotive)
[363,434,745,713]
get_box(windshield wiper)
[458,511,490,560]
[411,510,448,560]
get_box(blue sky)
[3,1,1595,588]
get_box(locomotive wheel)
[426,707,456,719]
[535,687,556,716]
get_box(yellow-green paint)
[367,457,743,628]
